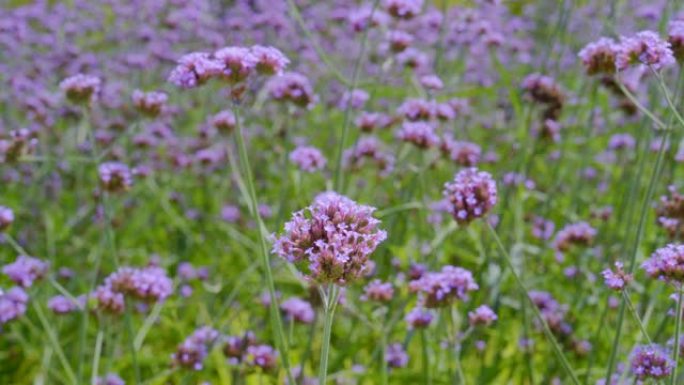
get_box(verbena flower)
[250,45,289,75]
[95,373,125,385]
[168,52,222,89]
[616,31,675,71]
[396,121,439,149]
[578,37,618,75]
[552,222,597,252]
[405,307,433,329]
[383,0,423,20]
[602,261,632,290]
[385,343,409,368]
[442,168,497,225]
[246,344,278,372]
[669,20,684,62]
[0,206,14,231]
[630,344,673,380]
[361,279,394,302]
[172,326,220,371]
[440,135,481,166]
[132,90,167,117]
[94,266,173,313]
[266,72,316,109]
[99,162,133,193]
[468,305,497,327]
[289,146,327,173]
[214,46,258,83]
[280,297,315,324]
[60,74,101,104]
[0,287,28,325]
[643,244,684,283]
[272,192,387,285]
[48,295,84,315]
[409,265,478,308]
[3,255,48,288]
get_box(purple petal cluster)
[385,343,409,368]
[94,266,173,313]
[616,31,675,71]
[409,265,478,308]
[0,206,14,231]
[468,305,498,327]
[442,168,497,224]
[289,146,327,173]
[132,90,167,117]
[361,279,394,302]
[642,244,684,283]
[246,344,278,372]
[0,287,29,325]
[171,326,220,371]
[99,162,133,193]
[552,222,597,252]
[578,37,618,75]
[601,262,633,291]
[280,297,315,324]
[60,74,101,104]
[405,307,433,329]
[669,21,684,62]
[3,255,48,288]
[630,344,673,380]
[273,192,387,285]
[396,121,439,149]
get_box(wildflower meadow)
[4,0,684,384]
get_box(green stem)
[622,290,652,344]
[231,106,295,384]
[318,285,339,385]
[421,329,431,385]
[671,289,683,385]
[486,222,581,385]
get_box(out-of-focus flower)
[289,146,327,172]
[361,279,394,302]
[172,326,220,371]
[210,110,237,134]
[616,31,675,71]
[553,222,597,252]
[468,305,497,327]
[0,287,28,325]
[273,192,387,285]
[60,74,101,104]
[48,295,84,315]
[440,135,481,166]
[643,244,684,283]
[0,206,14,231]
[168,52,222,89]
[409,265,478,308]
[578,37,618,75]
[396,121,439,148]
[280,297,315,324]
[266,72,316,108]
[385,343,409,368]
[601,262,632,290]
[132,90,167,117]
[95,373,125,385]
[669,21,684,62]
[339,89,369,110]
[246,344,278,372]
[383,0,423,20]
[630,344,673,380]
[3,256,48,288]
[250,45,289,75]
[94,266,173,313]
[442,168,497,224]
[405,307,433,329]
[99,162,133,193]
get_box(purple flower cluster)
[442,168,497,225]
[468,305,497,327]
[0,206,14,231]
[280,297,315,324]
[289,146,327,173]
[3,255,48,288]
[528,291,571,337]
[409,265,478,308]
[630,344,673,380]
[616,31,675,71]
[440,135,481,166]
[361,279,394,302]
[132,90,168,117]
[246,344,279,372]
[171,326,220,371]
[669,21,684,62]
[343,137,395,177]
[405,307,433,329]
[396,121,439,149]
[94,266,173,313]
[273,192,387,285]
[95,373,125,385]
[99,162,133,193]
[385,343,409,368]
[601,262,633,291]
[656,185,684,238]
[266,72,316,109]
[60,74,101,104]
[0,287,29,325]
[578,37,618,75]
[642,244,684,283]
[552,222,597,252]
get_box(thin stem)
[91,328,105,385]
[318,285,340,385]
[671,288,683,385]
[486,222,581,385]
[622,290,652,344]
[421,329,431,385]
[33,302,78,385]
[231,106,295,384]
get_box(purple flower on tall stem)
[0,286,28,325]
[168,52,222,89]
[280,297,315,324]
[409,265,478,308]
[99,162,133,193]
[578,37,618,75]
[289,146,327,173]
[272,192,386,285]
[602,262,633,290]
[60,74,101,104]
[3,256,48,288]
[442,168,497,225]
[643,244,684,283]
[361,279,394,302]
[630,344,673,380]
[0,206,14,231]
[616,31,675,71]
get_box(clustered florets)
[273,192,387,285]
[408,265,478,308]
[442,168,497,225]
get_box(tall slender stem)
[231,106,295,384]
[421,329,431,385]
[318,285,339,385]
[671,288,683,385]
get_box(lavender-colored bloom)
[172,326,220,371]
[289,146,327,172]
[442,168,497,224]
[99,162,133,193]
[409,265,478,308]
[383,0,423,20]
[280,297,315,324]
[630,344,673,380]
[266,72,316,109]
[339,89,369,110]
[3,256,48,288]
[361,279,394,302]
[397,98,434,121]
[468,305,497,327]
[60,74,101,104]
[95,373,125,385]
[221,205,241,223]
[94,266,173,313]
[669,21,684,62]
[405,307,433,329]
[616,31,675,71]
[608,133,636,151]
[602,262,633,290]
[343,137,395,176]
[578,37,618,75]
[0,287,28,325]
[0,206,14,231]
[246,344,278,371]
[531,216,555,240]
[223,332,257,364]
[250,45,289,75]
[420,74,444,90]
[385,343,409,368]
[48,295,83,315]
[387,30,414,52]
[355,112,393,132]
[272,192,387,285]
[210,110,237,134]
[440,135,481,166]
[397,121,439,149]
[132,90,167,117]
[553,222,597,252]
[168,52,222,89]
[529,291,571,336]
[214,46,257,83]
[643,244,684,283]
